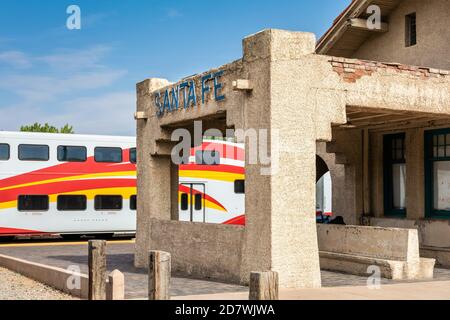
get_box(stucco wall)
[317,224,419,261]
[353,0,450,70]
[149,220,245,284]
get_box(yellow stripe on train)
[0,171,137,192]
[179,170,244,182]
[177,192,227,212]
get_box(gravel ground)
[0,267,76,300]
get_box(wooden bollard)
[107,270,125,300]
[148,251,171,300]
[88,240,107,300]
[249,271,279,300]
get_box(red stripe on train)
[0,179,136,203]
[223,215,245,226]
[0,227,45,235]
[178,184,227,211]
[0,150,135,189]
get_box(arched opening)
[316,155,332,223]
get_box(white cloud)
[37,45,111,71]
[0,51,32,69]
[0,91,136,136]
[0,44,133,135]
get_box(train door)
[179,183,206,223]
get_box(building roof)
[316,0,402,57]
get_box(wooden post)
[106,270,125,300]
[88,240,107,300]
[148,250,171,300]
[249,271,279,300]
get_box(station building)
[134,0,450,288]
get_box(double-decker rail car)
[0,132,137,238]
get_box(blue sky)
[0,0,350,136]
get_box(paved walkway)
[2,239,450,299]
[174,280,450,300]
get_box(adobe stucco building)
[134,0,450,288]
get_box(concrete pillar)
[240,30,322,288]
[135,79,173,268]
[406,128,425,219]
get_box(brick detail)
[329,57,450,83]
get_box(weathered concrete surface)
[149,220,245,284]
[317,224,435,280]
[353,0,450,70]
[136,28,450,288]
[368,217,450,268]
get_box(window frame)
[17,195,49,212]
[57,145,87,162]
[405,12,417,47]
[18,144,50,161]
[130,195,137,211]
[0,143,10,161]
[383,133,407,217]
[425,128,450,219]
[94,147,123,163]
[129,148,137,164]
[57,195,87,211]
[234,180,245,194]
[94,195,123,211]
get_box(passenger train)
[0,132,331,239]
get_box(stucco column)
[135,79,173,268]
[240,30,322,288]
[406,128,425,219]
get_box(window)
[130,195,137,210]
[195,150,220,165]
[94,147,122,163]
[234,180,245,194]
[180,193,189,211]
[18,144,49,161]
[57,146,87,162]
[425,129,450,218]
[130,148,137,164]
[94,195,123,210]
[405,13,417,47]
[383,134,406,216]
[194,194,203,211]
[0,144,10,160]
[18,195,49,211]
[57,195,87,211]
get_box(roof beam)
[348,18,389,33]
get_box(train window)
[18,144,49,161]
[57,195,87,211]
[0,144,10,160]
[18,195,49,211]
[130,148,137,164]
[195,150,220,165]
[194,194,203,211]
[57,146,87,162]
[130,195,137,210]
[94,147,122,163]
[234,180,245,194]
[180,193,189,211]
[94,195,123,210]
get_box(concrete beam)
[348,18,389,33]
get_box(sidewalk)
[173,280,450,300]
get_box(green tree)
[20,123,75,134]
